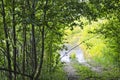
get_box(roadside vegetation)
[73,62,120,80]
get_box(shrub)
[70,52,76,60]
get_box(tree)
[1,0,12,80]
[88,0,120,67]
[12,0,17,79]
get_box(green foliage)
[41,61,67,80]
[74,17,120,67]
[96,17,120,66]
[88,0,120,20]
[70,52,76,60]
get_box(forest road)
[63,62,79,80]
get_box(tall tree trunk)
[31,0,37,74]
[22,20,26,80]
[1,0,12,80]
[33,25,45,80]
[26,0,37,77]
[33,0,48,79]
[21,1,27,80]
[49,32,53,80]
[12,0,17,79]
[22,25,26,80]
[31,26,37,71]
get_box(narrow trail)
[63,62,79,80]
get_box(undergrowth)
[73,62,120,80]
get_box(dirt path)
[63,62,79,80]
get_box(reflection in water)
[60,44,85,63]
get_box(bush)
[69,53,76,60]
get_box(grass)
[73,63,100,80]
[73,62,120,80]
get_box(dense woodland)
[0,0,120,80]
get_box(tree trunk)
[1,0,12,80]
[49,32,53,80]
[22,25,26,80]
[12,0,17,79]
[31,0,37,74]
[33,0,48,79]
[21,1,27,80]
